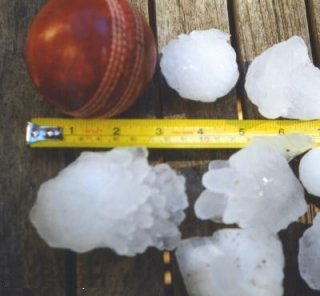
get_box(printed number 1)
[197,128,204,134]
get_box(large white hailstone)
[176,228,284,296]
[195,134,311,232]
[30,147,188,256]
[160,29,239,102]
[245,36,320,120]
[254,134,315,161]
[299,148,320,197]
[298,214,320,290]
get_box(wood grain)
[232,1,320,295]
[0,288,66,296]
[121,0,162,119]
[76,2,165,296]
[233,0,311,118]
[155,1,239,294]
[0,0,67,292]
[307,0,320,64]
[156,0,237,119]
[2,0,320,295]
[77,249,164,296]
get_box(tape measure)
[26,118,320,149]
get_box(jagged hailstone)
[195,134,311,232]
[298,214,320,290]
[176,228,284,296]
[299,148,320,197]
[245,36,320,120]
[30,148,188,256]
[160,29,239,102]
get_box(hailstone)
[299,148,320,197]
[298,213,320,290]
[160,29,239,102]
[195,134,311,232]
[176,228,284,296]
[30,147,188,256]
[245,36,320,120]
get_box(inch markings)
[27,118,320,148]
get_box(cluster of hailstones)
[30,28,320,296]
[160,31,320,120]
[31,136,320,295]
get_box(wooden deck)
[1,0,320,295]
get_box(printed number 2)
[113,127,120,136]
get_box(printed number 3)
[156,128,162,135]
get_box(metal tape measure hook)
[26,122,63,144]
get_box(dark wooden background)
[1,0,320,295]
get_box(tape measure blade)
[29,118,320,148]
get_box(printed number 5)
[239,128,245,136]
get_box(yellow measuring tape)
[26,118,320,148]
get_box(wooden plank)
[232,1,319,295]
[156,0,237,119]
[306,0,320,64]
[77,249,164,296]
[233,0,311,118]
[0,0,67,291]
[121,0,161,119]
[155,1,239,294]
[0,288,65,296]
[76,2,165,296]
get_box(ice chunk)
[195,135,308,232]
[208,160,229,170]
[194,190,227,222]
[30,147,188,256]
[160,29,239,102]
[298,214,320,290]
[254,133,315,161]
[245,36,320,120]
[176,228,284,296]
[299,148,320,197]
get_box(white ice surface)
[160,29,239,102]
[299,148,320,197]
[30,147,188,256]
[245,36,320,120]
[195,135,310,232]
[176,228,284,296]
[298,214,320,290]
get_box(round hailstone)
[176,228,284,296]
[160,29,239,102]
[195,134,311,232]
[30,147,188,256]
[299,148,320,197]
[245,36,320,120]
[298,214,320,290]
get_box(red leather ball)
[26,0,157,117]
